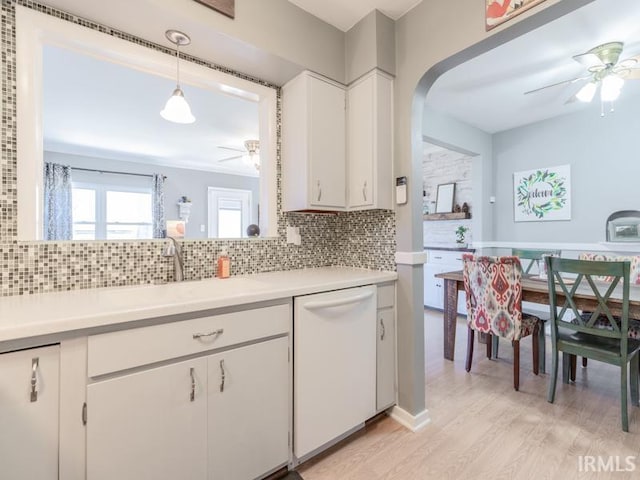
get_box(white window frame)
[71,181,153,240]
[207,187,252,239]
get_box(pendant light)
[160,30,195,124]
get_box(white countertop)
[0,267,396,345]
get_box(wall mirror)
[16,6,278,241]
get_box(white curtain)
[43,162,72,240]
[152,174,166,238]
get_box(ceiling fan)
[524,42,640,110]
[217,139,260,170]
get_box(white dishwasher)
[293,285,377,460]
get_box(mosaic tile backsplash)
[0,0,396,296]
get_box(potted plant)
[455,226,469,248]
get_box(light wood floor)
[298,309,640,480]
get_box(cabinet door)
[0,345,59,480]
[376,308,396,411]
[424,264,444,309]
[309,76,346,208]
[347,74,374,208]
[87,358,207,480]
[207,337,289,480]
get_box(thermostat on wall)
[396,176,407,205]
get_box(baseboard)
[389,406,430,432]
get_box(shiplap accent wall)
[422,146,473,245]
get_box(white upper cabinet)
[282,69,393,212]
[282,71,346,211]
[347,70,393,210]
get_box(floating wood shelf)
[423,212,471,221]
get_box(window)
[208,188,252,238]
[71,180,153,240]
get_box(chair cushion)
[575,313,640,340]
[520,313,541,338]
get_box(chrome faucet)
[163,236,184,282]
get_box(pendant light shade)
[161,30,195,124]
[161,87,195,124]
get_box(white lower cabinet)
[87,357,208,480]
[424,250,468,315]
[376,307,396,411]
[207,337,289,480]
[0,345,60,480]
[86,338,289,480]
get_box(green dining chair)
[512,248,561,275]
[545,256,640,432]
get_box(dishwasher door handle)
[302,290,374,310]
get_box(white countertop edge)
[0,266,397,345]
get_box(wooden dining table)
[435,270,640,361]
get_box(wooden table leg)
[443,278,459,361]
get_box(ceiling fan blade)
[625,68,640,80]
[524,75,590,95]
[572,52,604,68]
[217,145,245,153]
[218,155,243,162]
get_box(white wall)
[492,93,640,244]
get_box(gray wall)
[345,10,395,83]
[493,95,640,243]
[45,151,259,239]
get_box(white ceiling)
[288,0,421,31]
[427,0,640,133]
[43,45,260,177]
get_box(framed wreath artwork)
[513,165,571,222]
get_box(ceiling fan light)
[601,74,624,102]
[160,87,196,124]
[575,82,597,102]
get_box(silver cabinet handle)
[362,181,368,201]
[380,318,386,341]
[317,180,322,201]
[193,328,224,339]
[434,256,443,260]
[219,360,226,393]
[30,358,39,402]
[189,368,196,402]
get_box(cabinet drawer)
[88,303,289,377]
[377,283,395,309]
[427,251,465,265]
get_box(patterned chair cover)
[462,255,538,341]
[578,253,640,339]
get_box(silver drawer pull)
[219,360,226,393]
[434,256,443,260]
[189,368,196,402]
[192,328,224,339]
[380,318,386,341]
[30,358,39,403]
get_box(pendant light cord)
[176,43,181,89]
